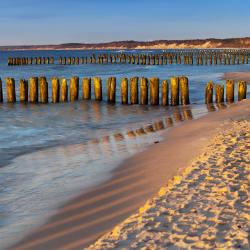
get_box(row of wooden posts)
[205,80,247,103]
[7,50,250,66]
[0,76,247,106]
[8,57,54,66]
[0,76,190,106]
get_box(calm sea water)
[0,50,249,249]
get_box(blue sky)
[0,0,249,45]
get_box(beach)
[3,47,250,249]
[223,71,250,83]
[9,99,249,250]
[1,1,250,249]
[88,99,250,250]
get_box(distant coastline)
[1,37,250,51]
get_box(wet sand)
[223,71,250,83]
[10,100,249,250]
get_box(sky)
[0,0,249,45]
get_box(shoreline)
[10,100,249,250]
[223,71,250,83]
[0,46,249,52]
[88,100,250,249]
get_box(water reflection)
[206,103,217,112]
[0,102,220,249]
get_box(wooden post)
[82,77,91,100]
[226,79,234,103]
[60,78,68,102]
[150,77,159,105]
[120,78,128,104]
[29,77,38,103]
[215,84,224,103]
[69,76,79,102]
[161,80,169,106]
[20,79,28,102]
[107,77,116,103]
[140,77,148,105]
[39,77,48,103]
[93,77,102,101]
[205,82,213,104]
[0,78,3,102]
[179,76,190,105]
[6,78,16,103]
[238,80,247,101]
[170,77,179,106]
[52,77,60,103]
[130,77,139,104]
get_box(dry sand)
[88,101,250,250]
[10,100,249,250]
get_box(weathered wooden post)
[179,76,190,105]
[120,78,128,104]
[82,77,91,100]
[60,78,68,102]
[130,77,139,104]
[226,79,234,103]
[205,82,213,104]
[51,77,60,103]
[170,77,179,106]
[238,80,247,101]
[161,80,169,106]
[107,77,116,103]
[29,77,38,103]
[6,78,16,103]
[215,84,224,103]
[150,77,159,105]
[140,77,148,105]
[70,76,79,101]
[20,79,28,102]
[93,77,102,101]
[39,77,48,103]
[0,78,3,102]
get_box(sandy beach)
[9,100,249,250]
[223,71,250,83]
[88,100,250,249]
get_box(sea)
[0,49,249,249]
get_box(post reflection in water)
[91,101,102,123]
[127,130,136,138]
[0,101,226,250]
[182,107,193,120]
[144,124,155,133]
[154,120,165,131]
[165,117,174,127]
[216,103,227,110]
[173,109,184,123]
[135,127,146,136]
[114,132,124,141]
[206,103,217,112]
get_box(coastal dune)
[10,101,249,250]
